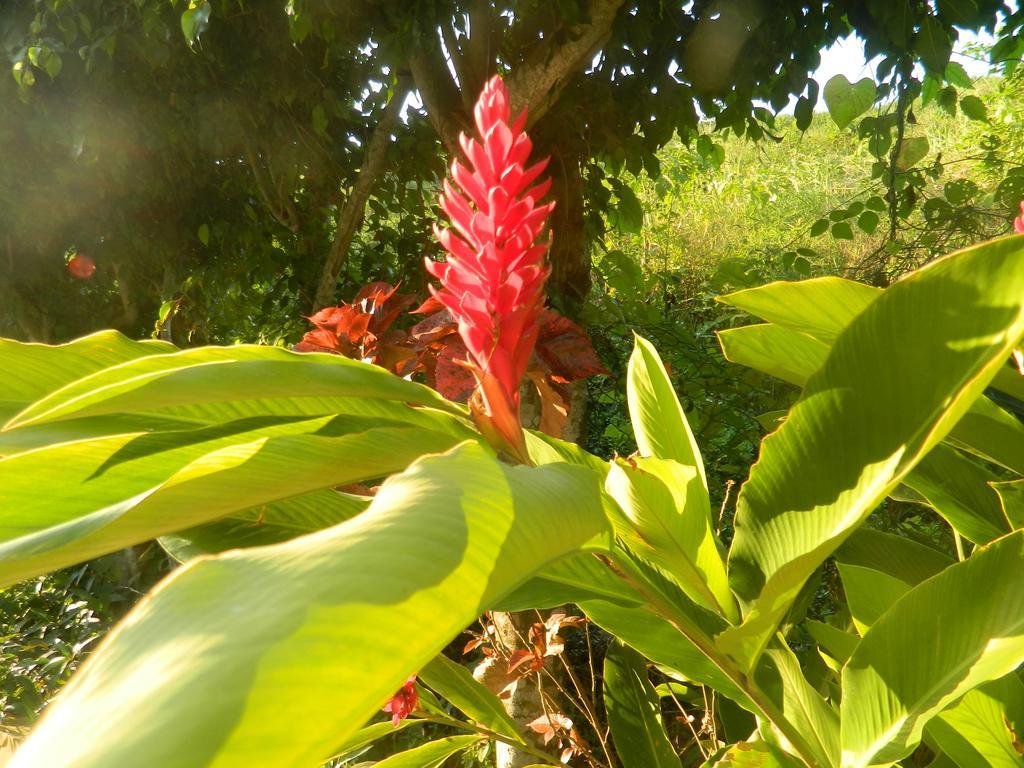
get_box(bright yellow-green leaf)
[0,330,174,424]
[722,237,1024,669]
[10,443,611,768]
[0,419,457,588]
[6,344,463,429]
[841,531,1024,767]
[605,457,734,620]
[419,654,525,743]
[627,335,707,491]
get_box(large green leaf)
[718,324,828,387]
[926,675,1024,768]
[721,279,1024,477]
[945,395,1024,476]
[993,479,1024,529]
[604,641,681,768]
[323,718,422,763]
[627,335,708,491]
[583,599,839,766]
[718,277,880,344]
[834,529,953,631]
[841,530,1024,767]
[0,331,174,423]
[805,620,859,665]
[10,442,611,768]
[705,740,801,767]
[418,653,525,743]
[0,413,200,458]
[605,457,733,619]
[992,363,1024,403]
[496,548,644,611]
[0,419,457,587]
[722,237,1024,669]
[754,646,840,767]
[158,490,370,561]
[902,444,1010,544]
[373,735,483,768]
[5,344,463,429]
[581,599,754,711]
[722,323,1017,543]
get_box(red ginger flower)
[1015,201,1024,234]
[382,675,418,726]
[426,75,554,460]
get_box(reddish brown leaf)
[507,649,542,676]
[527,371,569,438]
[376,342,421,377]
[528,621,548,659]
[535,309,608,380]
[409,308,459,344]
[344,311,373,345]
[307,306,346,330]
[435,339,476,402]
[526,713,574,744]
[294,328,342,354]
[353,281,397,304]
[411,295,446,315]
[355,282,416,335]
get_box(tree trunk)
[314,77,412,309]
[543,145,591,316]
[491,610,554,768]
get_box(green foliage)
[0,552,168,739]
[3,3,1024,766]
[842,532,1024,766]
[0,235,1020,767]
[3,0,1021,340]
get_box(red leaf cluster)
[409,304,607,416]
[298,284,606,440]
[295,282,418,375]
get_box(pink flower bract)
[426,75,553,455]
[1014,200,1024,234]
[382,675,418,726]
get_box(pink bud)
[427,76,553,460]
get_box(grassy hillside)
[603,74,1021,291]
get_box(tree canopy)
[2,0,1021,341]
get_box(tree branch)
[241,128,301,233]
[441,20,474,113]
[314,76,413,309]
[409,35,469,152]
[505,0,626,125]
[463,0,495,98]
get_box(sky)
[814,28,996,87]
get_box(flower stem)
[419,714,563,765]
